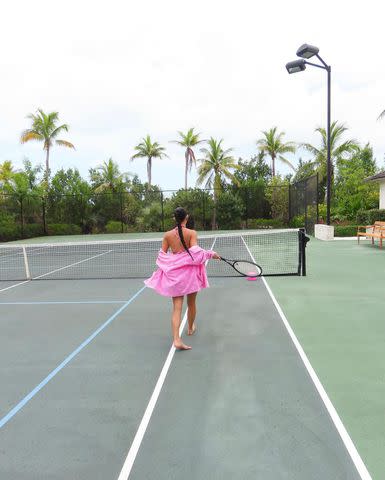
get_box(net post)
[299,228,307,276]
[22,246,31,280]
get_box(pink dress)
[144,245,216,297]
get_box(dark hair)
[186,214,195,230]
[174,207,193,260]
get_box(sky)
[1,0,385,190]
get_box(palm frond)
[278,156,296,171]
[55,139,75,149]
[20,130,44,144]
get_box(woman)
[145,207,220,350]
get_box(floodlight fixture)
[296,43,319,59]
[286,59,306,74]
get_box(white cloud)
[1,0,385,188]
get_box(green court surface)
[268,238,385,479]
[0,234,383,479]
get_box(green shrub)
[0,213,19,241]
[288,215,305,228]
[356,209,385,225]
[105,221,124,233]
[216,191,245,229]
[247,218,286,229]
[23,223,45,239]
[334,225,358,237]
[136,202,163,232]
[47,224,82,235]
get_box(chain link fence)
[0,177,319,241]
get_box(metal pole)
[326,66,331,225]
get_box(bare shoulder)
[187,228,198,246]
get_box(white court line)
[0,281,30,293]
[0,300,127,305]
[117,238,217,480]
[0,249,113,286]
[240,236,372,480]
[32,250,113,279]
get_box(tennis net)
[0,229,308,281]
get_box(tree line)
[0,109,381,239]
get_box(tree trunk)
[212,174,220,230]
[45,147,50,185]
[272,154,275,177]
[147,157,152,186]
[185,155,188,190]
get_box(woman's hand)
[212,252,221,260]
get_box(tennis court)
[0,231,382,479]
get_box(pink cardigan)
[144,245,216,297]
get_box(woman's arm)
[161,234,169,253]
[189,230,198,247]
[190,230,220,259]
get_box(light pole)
[286,44,331,226]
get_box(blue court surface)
[0,273,371,480]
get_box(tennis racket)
[220,257,262,277]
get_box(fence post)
[288,183,291,222]
[119,191,124,233]
[316,173,319,224]
[20,196,24,238]
[161,192,164,231]
[42,197,47,235]
[245,187,249,228]
[201,190,206,230]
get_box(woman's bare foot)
[187,323,196,336]
[174,340,192,350]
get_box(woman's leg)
[172,296,191,350]
[187,292,198,335]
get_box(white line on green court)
[117,238,218,480]
[0,285,146,430]
[32,249,113,279]
[0,301,128,305]
[117,305,189,480]
[0,281,30,293]
[240,235,372,480]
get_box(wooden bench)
[357,221,385,248]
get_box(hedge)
[47,224,82,235]
[246,218,286,229]
[334,225,358,237]
[356,209,385,225]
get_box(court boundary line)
[117,239,217,480]
[0,281,30,293]
[0,285,146,430]
[0,301,128,306]
[117,308,189,480]
[240,236,372,480]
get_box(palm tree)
[171,128,205,189]
[197,138,239,228]
[256,127,296,177]
[301,121,359,184]
[0,160,16,189]
[20,109,75,184]
[90,158,132,193]
[131,135,168,186]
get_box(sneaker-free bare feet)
[174,341,192,350]
[187,323,196,336]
